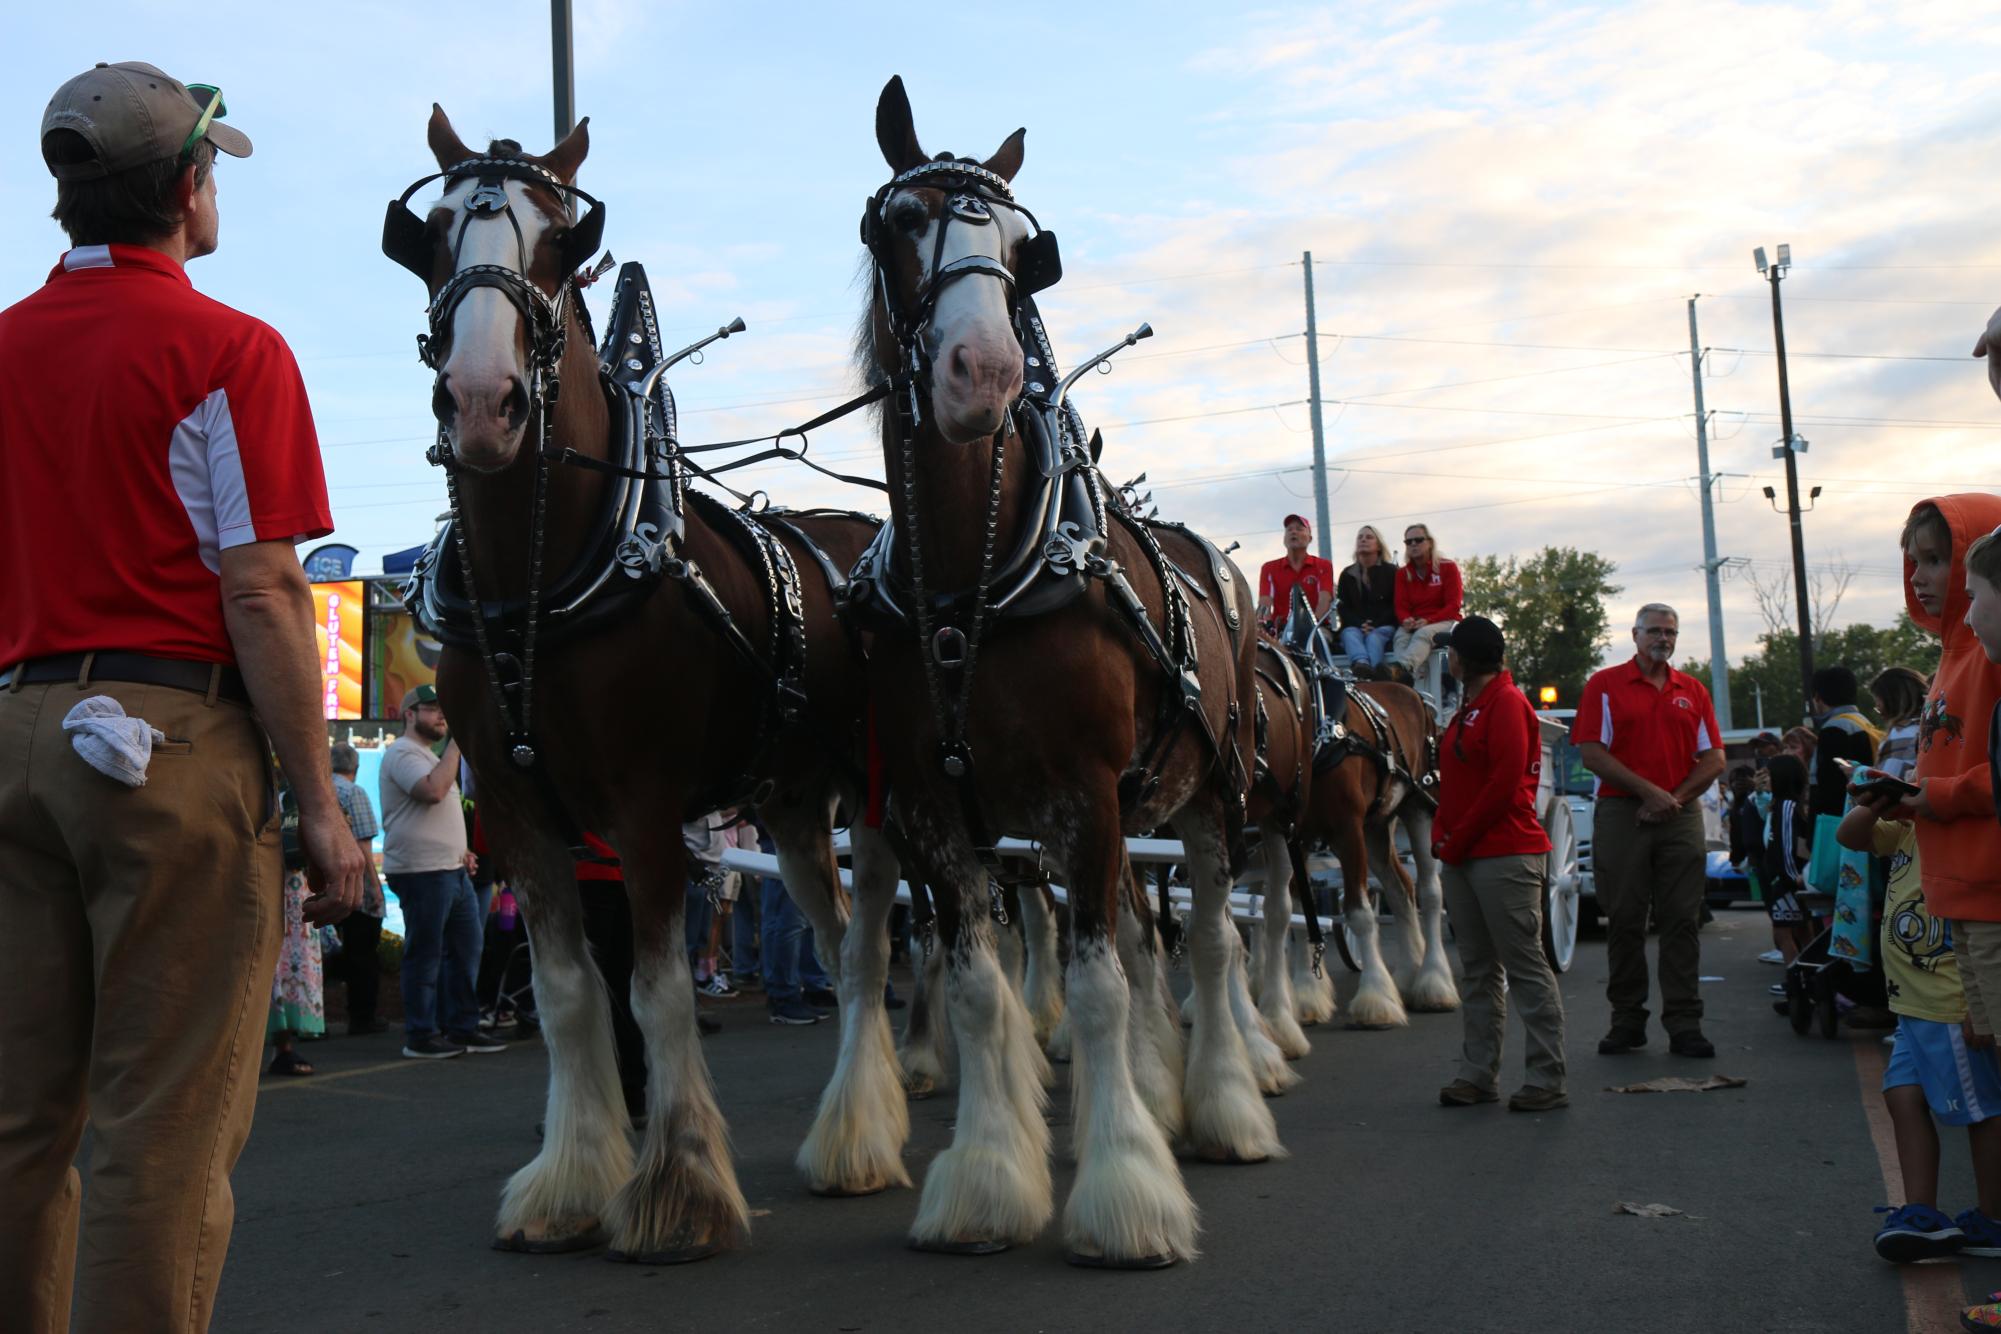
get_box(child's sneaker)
[1958,1208,2001,1258]
[1875,1203,1964,1262]
[1962,1294,2001,1331]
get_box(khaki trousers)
[1592,798,1707,1035]
[1392,620,1454,674]
[0,677,282,1333]
[1953,921,2001,1038]
[1443,853,1567,1092]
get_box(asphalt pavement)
[208,910,1975,1333]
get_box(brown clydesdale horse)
[853,78,1274,1269]
[391,109,909,1264]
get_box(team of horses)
[388,78,1461,1270]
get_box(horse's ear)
[983,128,1026,183]
[542,116,591,183]
[427,104,474,170]
[875,76,927,174]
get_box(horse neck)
[884,410,1033,595]
[457,304,608,597]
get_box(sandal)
[268,1051,316,1077]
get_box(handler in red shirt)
[1390,521,1462,684]
[1430,616,1566,1111]
[0,64,362,1332]
[1571,602,1725,1060]
[1256,513,1335,630]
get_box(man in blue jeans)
[379,685,505,1059]
[759,831,831,1025]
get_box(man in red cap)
[0,62,362,1332]
[1256,513,1334,632]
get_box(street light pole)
[1756,244,1815,722]
[551,0,576,142]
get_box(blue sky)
[7,1,2001,674]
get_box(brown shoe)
[1438,1079,1499,1107]
[1507,1086,1569,1112]
[1385,664,1414,686]
[1350,662,1376,681]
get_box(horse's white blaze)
[797,825,912,1195]
[909,914,1053,1247]
[890,187,1024,440]
[1177,820,1285,1163]
[435,178,551,412]
[1394,810,1462,1012]
[1062,937,1199,1263]
[1347,828,1411,1029]
[1018,885,1066,1050]
[497,869,632,1241]
[1255,833,1312,1061]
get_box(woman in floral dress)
[267,863,326,1075]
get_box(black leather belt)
[0,652,252,706]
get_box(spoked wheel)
[1336,886,1381,974]
[1541,799,1581,974]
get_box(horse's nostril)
[431,377,456,424]
[502,377,530,426]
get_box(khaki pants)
[1592,798,1707,1036]
[1392,620,1454,674]
[1955,921,2001,1038]
[0,677,282,1333]
[1443,853,1567,1093]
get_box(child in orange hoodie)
[1900,495,2001,1045]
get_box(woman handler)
[1430,616,1568,1111]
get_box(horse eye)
[892,204,927,234]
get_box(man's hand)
[1975,306,2001,403]
[300,807,367,925]
[463,849,480,876]
[1637,786,1682,824]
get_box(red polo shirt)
[1259,553,1334,621]
[1571,656,1721,798]
[0,245,333,667]
[1394,558,1463,625]
[1434,670,1551,863]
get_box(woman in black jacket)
[1337,525,1398,677]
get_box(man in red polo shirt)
[1257,513,1335,631]
[1572,602,1725,1059]
[0,63,363,1332]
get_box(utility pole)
[1301,251,1333,564]
[1687,297,1732,730]
[551,0,576,142]
[1755,244,1815,721]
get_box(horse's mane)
[485,138,526,159]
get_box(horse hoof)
[605,1242,721,1265]
[1066,1249,1178,1270]
[1187,1146,1270,1166]
[908,1237,1011,1256]
[810,1182,888,1199]
[1344,1021,1395,1032]
[493,1226,604,1254]
[904,1077,937,1100]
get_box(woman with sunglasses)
[1430,615,1567,1111]
[1389,522,1463,688]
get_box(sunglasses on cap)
[180,84,225,161]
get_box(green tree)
[1679,612,1940,731]
[1459,546,1623,707]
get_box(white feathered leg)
[1255,832,1311,1059]
[1019,883,1067,1052]
[1117,890,1186,1141]
[1227,927,1300,1094]
[1345,826,1409,1029]
[1395,810,1461,1012]
[898,907,955,1097]
[796,825,912,1196]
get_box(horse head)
[864,76,1051,447]
[386,105,599,474]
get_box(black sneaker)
[402,1035,465,1060]
[769,999,822,1025]
[1669,1030,1715,1058]
[1597,1027,1648,1055]
[449,1031,508,1054]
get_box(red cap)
[1282,513,1311,534]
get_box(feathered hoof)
[1403,973,1462,1013]
[1067,1249,1178,1270]
[908,1237,1011,1256]
[493,1222,604,1254]
[904,1073,939,1100]
[605,1241,720,1265]
[1187,1144,1270,1166]
[1344,990,1409,1030]
[809,1181,889,1199]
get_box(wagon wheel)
[1336,886,1381,974]
[1787,976,1813,1035]
[1540,799,1581,974]
[1815,972,1841,1040]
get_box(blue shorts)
[1884,1017,2001,1126]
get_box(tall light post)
[551,0,576,141]
[1755,243,1815,722]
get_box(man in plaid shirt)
[331,744,387,1034]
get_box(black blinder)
[1016,229,1062,295]
[859,197,881,248]
[382,200,433,280]
[563,201,606,274]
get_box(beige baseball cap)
[41,61,253,180]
